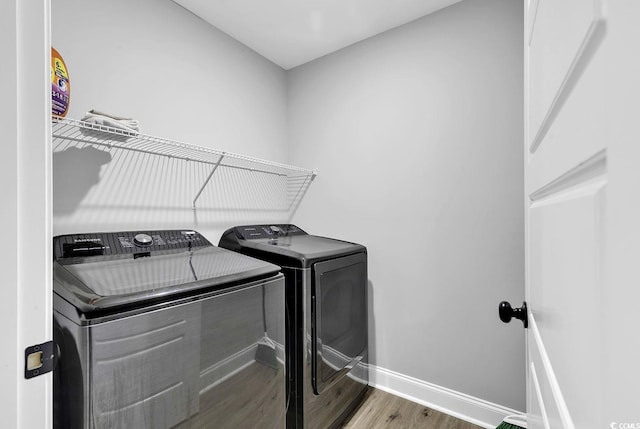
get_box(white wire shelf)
[52,116,317,221]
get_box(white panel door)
[0,1,52,428]
[525,0,640,428]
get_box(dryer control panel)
[55,230,211,260]
[234,224,306,240]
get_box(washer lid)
[53,231,280,313]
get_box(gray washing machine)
[219,225,368,429]
[53,229,285,428]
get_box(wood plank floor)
[173,360,484,429]
[340,387,484,429]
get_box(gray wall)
[287,0,525,410]
[52,0,289,240]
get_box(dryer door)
[311,252,367,395]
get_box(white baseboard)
[369,365,522,429]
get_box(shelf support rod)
[193,153,225,209]
[287,170,318,221]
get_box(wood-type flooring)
[340,387,485,429]
[172,360,484,429]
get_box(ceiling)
[172,0,463,70]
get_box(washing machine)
[53,229,286,429]
[219,224,368,429]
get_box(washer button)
[133,233,153,246]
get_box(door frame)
[0,0,52,427]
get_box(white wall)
[51,0,289,240]
[287,0,525,412]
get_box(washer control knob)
[270,225,281,234]
[133,233,153,246]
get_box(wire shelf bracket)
[193,153,225,209]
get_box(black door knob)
[499,301,528,328]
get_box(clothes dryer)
[219,225,368,429]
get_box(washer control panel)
[55,230,211,259]
[235,224,306,240]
